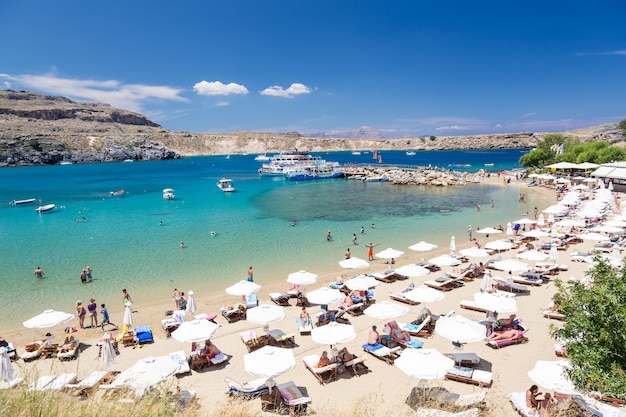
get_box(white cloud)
[215,101,230,107]
[0,72,187,113]
[435,125,473,131]
[521,112,536,118]
[193,80,249,96]
[260,83,312,98]
[575,49,626,56]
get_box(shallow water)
[0,150,546,328]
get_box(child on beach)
[100,304,117,330]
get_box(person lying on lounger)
[389,321,411,344]
[337,347,355,364]
[316,351,331,368]
[486,328,523,341]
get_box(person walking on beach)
[365,242,380,261]
[122,289,132,305]
[467,225,473,241]
[247,266,254,282]
[100,304,117,330]
[87,298,98,328]
[34,266,45,279]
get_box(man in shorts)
[101,304,117,330]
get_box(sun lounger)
[344,355,369,376]
[487,331,528,349]
[269,293,291,306]
[447,268,475,281]
[372,271,396,283]
[57,338,80,361]
[29,375,58,391]
[0,377,24,389]
[445,365,492,387]
[459,300,487,313]
[297,315,312,335]
[48,373,78,390]
[543,310,565,320]
[415,408,480,417]
[224,376,269,398]
[268,329,296,347]
[509,391,535,416]
[194,313,218,323]
[417,262,441,272]
[425,277,463,292]
[555,342,567,357]
[494,278,530,293]
[245,294,259,309]
[277,381,312,416]
[389,291,419,305]
[536,262,568,271]
[513,275,543,286]
[240,329,267,352]
[161,318,180,338]
[135,325,154,344]
[407,386,487,411]
[534,264,560,275]
[445,352,480,366]
[64,371,108,396]
[399,316,433,338]
[21,341,44,362]
[338,302,364,316]
[362,342,401,365]
[169,350,191,375]
[221,305,246,323]
[303,354,338,384]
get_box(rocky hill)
[0,90,621,166]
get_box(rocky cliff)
[0,90,621,166]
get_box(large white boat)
[216,178,235,192]
[284,160,344,181]
[163,188,175,200]
[36,203,56,213]
[10,198,36,205]
[254,153,270,161]
[258,150,319,176]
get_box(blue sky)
[1,1,624,137]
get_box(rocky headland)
[0,89,622,167]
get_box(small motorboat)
[217,178,235,192]
[406,151,416,156]
[10,198,36,205]
[163,188,175,200]
[36,204,56,213]
[352,151,362,155]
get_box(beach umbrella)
[537,214,545,226]
[394,264,431,278]
[409,241,438,260]
[576,232,610,242]
[547,213,555,224]
[522,230,550,238]
[0,347,14,383]
[475,227,502,236]
[592,225,624,234]
[395,348,454,380]
[435,316,486,344]
[339,257,369,269]
[449,236,456,257]
[375,247,405,259]
[473,292,517,313]
[518,251,549,261]
[492,258,529,272]
[513,218,536,225]
[23,310,74,329]
[605,220,626,227]
[363,301,408,320]
[479,270,493,293]
[528,360,577,395]
[459,248,490,259]
[171,319,219,343]
[287,270,318,286]
[185,290,197,316]
[429,254,461,267]
[244,346,295,392]
[485,240,513,252]
[311,322,357,356]
[344,275,380,291]
[549,245,559,264]
[506,222,513,236]
[225,280,261,296]
[100,333,116,367]
[246,304,285,334]
[106,355,180,392]
[403,286,446,304]
[306,287,343,307]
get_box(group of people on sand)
[172,288,188,310]
[75,297,117,330]
[527,384,556,417]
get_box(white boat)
[123,159,134,163]
[352,151,362,155]
[216,178,235,192]
[163,188,175,200]
[10,198,36,205]
[36,204,56,213]
[258,149,319,176]
[284,161,344,181]
[254,153,270,161]
[406,151,416,156]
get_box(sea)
[0,149,551,330]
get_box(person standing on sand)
[122,289,132,305]
[34,266,45,279]
[76,301,86,329]
[87,298,98,328]
[365,242,380,261]
[345,248,351,259]
[467,225,473,241]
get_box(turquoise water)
[0,150,548,329]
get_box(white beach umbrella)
[522,230,550,238]
[479,270,493,293]
[185,290,197,316]
[485,240,513,252]
[123,303,134,326]
[592,225,624,234]
[506,222,513,236]
[246,304,285,334]
[244,346,295,392]
[312,322,357,358]
[449,236,456,257]
[435,316,486,344]
[605,220,626,228]
[473,292,517,313]
[459,247,490,258]
[395,348,454,380]
[287,270,318,286]
[576,232,611,242]
[403,286,446,304]
[492,259,529,272]
[344,275,380,291]
[0,347,14,383]
[363,301,409,320]
[554,219,585,228]
[547,213,555,224]
[100,333,116,367]
[225,280,261,296]
[23,310,74,329]
[409,241,438,260]
[528,360,577,395]
[108,356,180,392]
[171,319,219,343]
[306,287,343,306]
[375,247,405,259]
[339,257,369,269]
[549,245,559,264]
[513,217,536,225]
[475,227,502,235]
[537,214,545,226]
[395,264,431,278]
[429,254,461,267]
[518,250,550,261]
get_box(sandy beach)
[4,177,616,416]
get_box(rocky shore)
[342,165,491,186]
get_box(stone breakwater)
[342,165,489,186]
